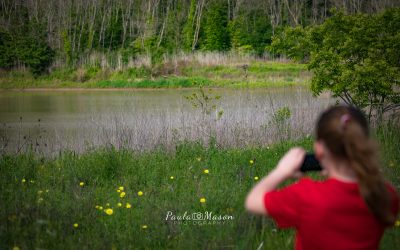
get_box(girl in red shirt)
[245,105,399,250]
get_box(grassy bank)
[0,61,310,89]
[1,127,399,249]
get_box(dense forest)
[1,0,399,74]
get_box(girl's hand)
[245,147,306,215]
[274,147,306,179]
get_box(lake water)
[0,87,334,155]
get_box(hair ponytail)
[342,120,394,225]
[317,105,395,226]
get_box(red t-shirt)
[264,177,399,250]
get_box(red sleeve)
[263,178,310,228]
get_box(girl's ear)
[314,141,324,161]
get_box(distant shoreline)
[0,61,310,90]
[0,85,307,92]
[0,87,204,92]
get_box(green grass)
[91,77,212,88]
[1,125,399,249]
[0,61,310,89]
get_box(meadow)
[0,53,309,89]
[1,53,399,250]
[1,122,399,250]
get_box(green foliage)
[0,30,14,69]
[120,41,141,64]
[202,1,230,51]
[112,66,152,79]
[0,61,309,89]
[269,26,314,62]
[309,9,400,118]
[184,86,222,115]
[61,30,74,66]
[272,107,292,124]
[18,37,55,76]
[103,8,123,50]
[2,0,400,77]
[269,107,292,141]
[182,0,197,51]
[0,22,54,75]
[270,8,400,119]
[229,9,272,56]
[94,77,211,88]
[142,36,165,66]
[161,3,187,54]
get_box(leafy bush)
[0,22,54,75]
[270,8,400,120]
[202,1,231,51]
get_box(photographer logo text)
[165,211,234,225]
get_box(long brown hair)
[316,105,395,225]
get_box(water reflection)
[0,87,334,155]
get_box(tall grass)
[0,52,309,89]
[92,77,212,88]
[373,119,400,185]
[0,88,332,156]
[1,122,399,250]
[0,139,307,249]
[55,51,280,70]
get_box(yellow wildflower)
[170,176,174,180]
[8,215,17,221]
[126,203,132,209]
[45,189,49,193]
[99,206,103,210]
[95,205,99,209]
[106,203,110,206]
[105,208,113,215]
[200,198,206,203]
[73,223,79,228]
[138,191,143,196]
[117,203,122,207]
[197,157,201,162]
[30,180,35,183]
[117,189,121,193]
[79,182,84,187]
[204,169,209,174]
[249,160,254,165]
[254,176,259,180]
[142,225,148,229]
[120,192,126,198]
[22,178,26,183]
[118,186,124,191]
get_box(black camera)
[300,153,322,172]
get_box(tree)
[1,0,400,74]
[202,0,230,51]
[270,8,400,120]
[0,7,54,75]
[0,30,14,69]
[229,8,273,56]
[268,25,313,62]
[182,0,197,51]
